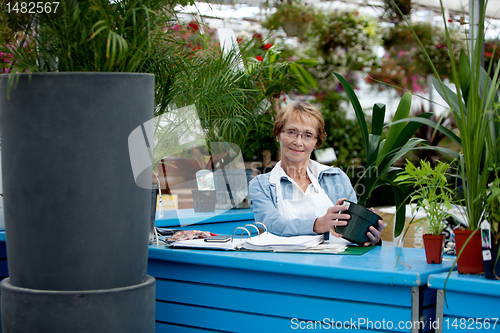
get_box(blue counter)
[0,210,462,333]
[148,245,455,333]
[428,272,500,332]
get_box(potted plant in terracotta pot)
[395,159,455,264]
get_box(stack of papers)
[242,233,323,251]
[169,233,351,254]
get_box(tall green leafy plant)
[390,0,500,232]
[334,72,438,237]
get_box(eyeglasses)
[281,129,317,142]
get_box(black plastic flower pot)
[0,73,155,331]
[192,190,217,212]
[336,201,381,246]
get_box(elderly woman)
[249,101,383,246]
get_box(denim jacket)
[249,161,357,237]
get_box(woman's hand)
[363,207,384,246]
[313,198,350,237]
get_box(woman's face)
[278,114,318,166]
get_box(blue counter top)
[429,271,500,297]
[428,272,500,332]
[149,245,454,287]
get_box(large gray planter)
[0,73,155,332]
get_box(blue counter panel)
[148,246,455,332]
[155,301,407,333]
[148,259,413,307]
[149,246,454,287]
[155,208,255,228]
[428,272,500,332]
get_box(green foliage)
[172,46,262,150]
[1,0,188,117]
[241,113,279,163]
[395,159,455,236]
[3,0,172,72]
[334,72,435,237]
[247,45,318,98]
[430,50,498,231]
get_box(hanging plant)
[289,10,380,91]
[262,3,317,37]
[383,22,465,79]
[366,51,426,96]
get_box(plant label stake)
[154,172,164,219]
[196,170,215,191]
[482,220,492,261]
[220,159,235,207]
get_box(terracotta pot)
[423,234,445,264]
[454,229,484,274]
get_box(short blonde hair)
[273,102,326,148]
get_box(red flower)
[485,51,493,58]
[253,33,263,42]
[263,43,273,50]
[188,21,199,32]
[255,56,263,61]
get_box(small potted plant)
[395,159,455,264]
